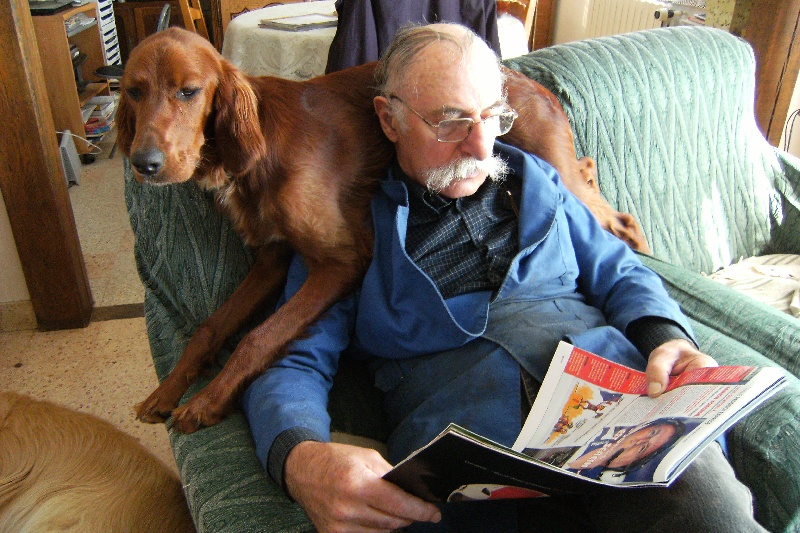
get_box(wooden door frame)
[532,0,557,51]
[743,0,800,145]
[0,0,93,330]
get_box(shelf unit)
[32,3,111,154]
[97,0,122,66]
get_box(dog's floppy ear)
[213,62,267,176]
[115,93,136,157]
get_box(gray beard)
[423,155,509,193]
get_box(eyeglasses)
[389,95,518,143]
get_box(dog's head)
[117,27,267,185]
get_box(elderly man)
[243,23,764,533]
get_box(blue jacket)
[242,142,692,471]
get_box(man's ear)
[374,96,400,143]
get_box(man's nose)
[460,119,496,160]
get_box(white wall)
[0,192,31,303]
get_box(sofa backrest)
[506,26,786,274]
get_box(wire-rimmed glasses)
[389,95,518,142]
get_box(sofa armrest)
[124,156,389,531]
[639,253,800,379]
[125,159,315,532]
[641,254,800,532]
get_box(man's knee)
[581,444,765,532]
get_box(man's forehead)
[403,44,502,107]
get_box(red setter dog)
[118,28,647,433]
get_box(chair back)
[505,27,787,274]
[179,0,211,40]
[212,0,311,49]
[156,3,172,32]
[497,0,535,51]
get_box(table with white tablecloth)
[221,1,337,80]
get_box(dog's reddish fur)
[118,28,648,433]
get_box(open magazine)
[383,341,786,502]
[259,13,338,31]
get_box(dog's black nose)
[131,148,166,177]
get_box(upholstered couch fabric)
[126,26,800,532]
[506,27,799,275]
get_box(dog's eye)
[125,87,143,101]
[177,87,200,101]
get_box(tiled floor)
[68,131,145,317]
[0,133,177,475]
[0,317,177,474]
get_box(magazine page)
[512,342,786,485]
[383,424,599,503]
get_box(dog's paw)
[135,390,179,424]
[169,394,230,434]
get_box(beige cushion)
[707,254,800,318]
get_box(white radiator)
[585,0,669,39]
[553,0,674,44]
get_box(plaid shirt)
[403,169,521,300]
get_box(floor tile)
[0,317,176,474]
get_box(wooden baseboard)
[91,303,145,322]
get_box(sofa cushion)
[707,254,800,317]
[505,26,786,275]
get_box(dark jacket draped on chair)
[325,0,501,73]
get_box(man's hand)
[284,441,442,533]
[646,339,718,397]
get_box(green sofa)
[125,26,800,532]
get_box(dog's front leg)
[136,244,294,424]
[168,258,363,433]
